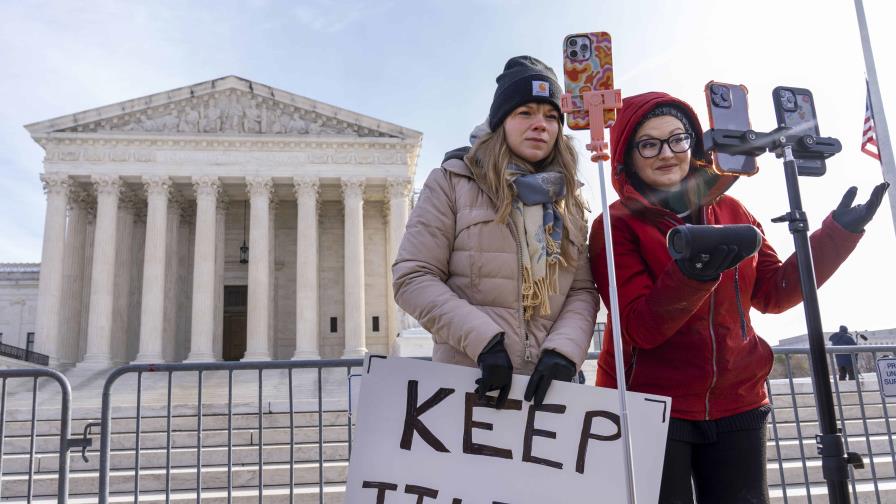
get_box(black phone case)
[772,86,826,176]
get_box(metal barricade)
[0,345,887,503]
[97,358,363,504]
[768,345,896,503]
[0,367,87,503]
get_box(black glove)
[475,334,513,408]
[832,182,890,233]
[524,350,576,406]
[675,245,740,282]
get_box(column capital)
[91,175,122,196]
[385,177,413,200]
[40,173,70,197]
[142,176,172,197]
[192,176,222,200]
[340,176,366,201]
[67,186,91,212]
[293,176,320,200]
[245,176,273,200]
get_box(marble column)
[386,177,412,352]
[110,190,137,364]
[78,201,97,361]
[213,195,228,361]
[162,194,183,362]
[293,176,321,359]
[268,197,278,357]
[243,176,272,360]
[59,187,89,367]
[341,176,367,358]
[35,173,70,365]
[187,176,221,361]
[80,175,121,367]
[133,176,170,363]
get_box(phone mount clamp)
[705,126,860,504]
[703,126,843,163]
[561,89,622,161]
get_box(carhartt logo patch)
[532,80,550,97]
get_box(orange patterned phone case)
[563,32,614,130]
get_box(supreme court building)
[16,76,422,368]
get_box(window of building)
[330,317,338,333]
[26,332,35,353]
[593,322,607,351]
[372,316,380,332]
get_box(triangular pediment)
[25,76,421,141]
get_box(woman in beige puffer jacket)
[392,55,599,407]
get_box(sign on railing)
[877,356,896,398]
[346,356,670,504]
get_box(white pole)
[854,0,896,237]
[597,157,637,504]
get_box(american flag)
[862,85,881,161]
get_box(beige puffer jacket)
[392,157,599,374]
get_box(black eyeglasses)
[633,132,693,158]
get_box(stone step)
[0,460,349,497]
[768,433,896,461]
[4,482,347,503]
[1,441,350,473]
[770,389,889,409]
[0,410,351,436]
[0,424,350,453]
[767,453,896,486]
[770,417,896,440]
[769,477,896,503]
[770,403,896,423]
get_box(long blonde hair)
[464,122,587,260]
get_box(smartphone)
[562,32,614,130]
[772,86,826,176]
[704,81,759,176]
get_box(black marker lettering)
[576,410,621,474]
[522,402,566,469]
[405,484,439,503]
[462,392,521,459]
[400,380,454,452]
[361,481,398,504]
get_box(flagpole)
[854,0,896,239]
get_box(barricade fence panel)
[3,347,896,503]
[0,368,76,504]
[96,359,362,504]
[768,345,896,504]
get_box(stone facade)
[14,76,421,368]
[0,265,39,351]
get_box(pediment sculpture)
[59,90,394,138]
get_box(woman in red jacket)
[589,92,888,503]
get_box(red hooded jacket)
[589,92,862,420]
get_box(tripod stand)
[706,127,864,504]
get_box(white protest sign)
[345,356,670,504]
[877,357,896,398]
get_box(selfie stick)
[706,128,861,504]
[562,89,637,504]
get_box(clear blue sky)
[1,0,893,344]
